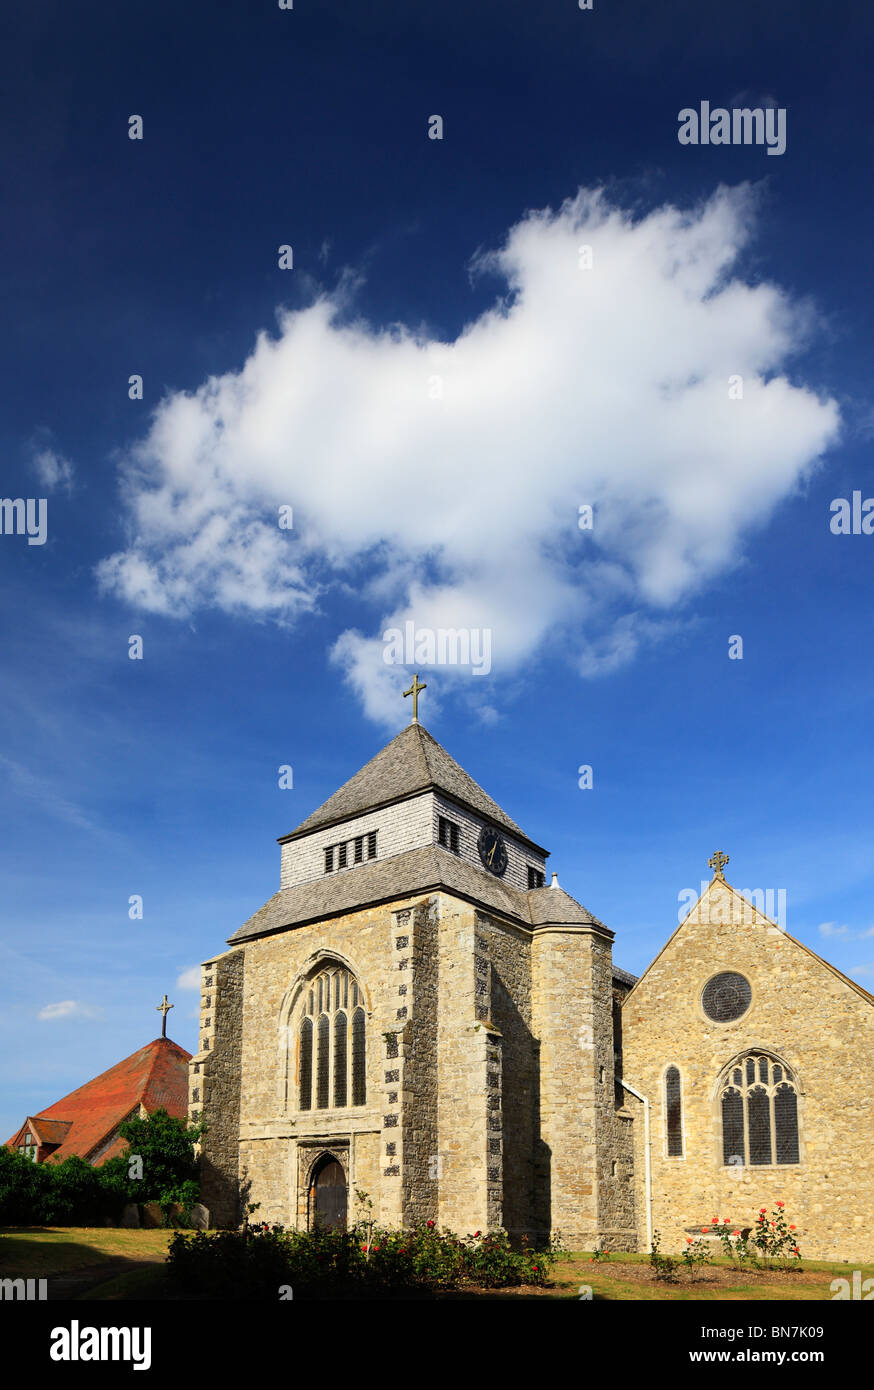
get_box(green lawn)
[0,1226,172,1277]
[537,1250,874,1302]
[1,1227,870,1301]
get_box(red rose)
[732,1230,740,1237]
[789,1224,796,1231]
[686,1237,693,1244]
[775,1201,784,1208]
[701,1227,709,1234]
[711,1217,718,1224]
[759,1208,767,1213]
[533,1265,539,1271]
[723,1218,730,1224]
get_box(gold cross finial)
[708,850,729,880]
[403,673,427,723]
[156,994,174,1038]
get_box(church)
[192,682,874,1261]
[7,1023,190,1167]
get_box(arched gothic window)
[719,1053,799,1166]
[664,1066,683,1156]
[298,965,366,1111]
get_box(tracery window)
[298,965,366,1111]
[719,1053,799,1166]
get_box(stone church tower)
[191,709,637,1247]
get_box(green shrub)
[166,1220,555,1299]
[99,1108,203,1210]
[0,1146,53,1223]
[649,1229,679,1282]
[712,1202,802,1270]
[681,1235,711,1279]
[0,1108,203,1226]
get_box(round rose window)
[702,971,751,1022]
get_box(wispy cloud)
[37,1000,100,1021]
[176,966,201,991]
[0,754,98,832]
[850,963,874,979]
[30,430,75,492]
[819,921,874,941]
[818,921,850,938]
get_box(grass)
[533,1250,874,1302]
[1,1227,870,1300]
[0,1226,172,1277]
[85,1265,172,1300]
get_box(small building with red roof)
[6,1036,191,1166]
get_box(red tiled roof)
[29,1117,72,1147]
[5,1037,191,1166]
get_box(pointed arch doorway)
[310,1154,348,1231]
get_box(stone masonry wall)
[591,938,637,1247]
[473,910,537,1237]
[530,924,637,1249]
[433,894,498,1233]
[191,948,245,1227]
[398,898,440,1226]
[622,879,874,1262]
[195,883,642,1247]
[233,895,412,1227]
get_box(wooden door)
[312,1157,347,1231]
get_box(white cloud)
[818,921,849,938]
[32,446,74,492]
[176,966,201,991]
[97,184,840,724]
[819,921,874,941]
[38,1000,99,1021]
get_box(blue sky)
[2,0,874,1140]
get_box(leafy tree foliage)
[0,1109,204,1224]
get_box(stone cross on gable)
[156,994,174,1038]
[708,850,730,880]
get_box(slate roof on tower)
[280,722,546,852]
[229,845,609,943]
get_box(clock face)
[477,826,508,877]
